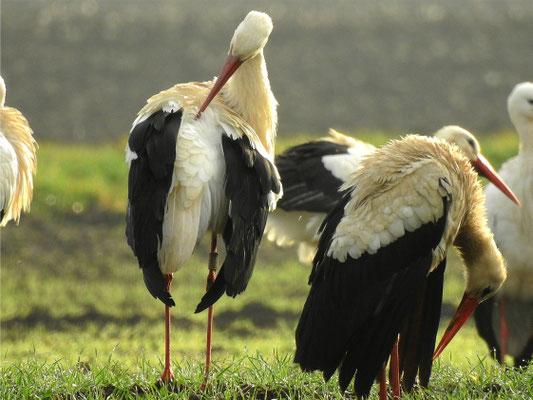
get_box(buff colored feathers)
[0,76,38,226]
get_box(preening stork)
[266,126,519,264]
[294,135,507,397]
[125,11,281,384]
[474,81,533,367]
[0,76,37,226]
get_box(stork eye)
[467,138,476,149]
[479,286,492,301]
[528,99,533,105]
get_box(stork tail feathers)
[195,268,226,313]
[142,267,175,307]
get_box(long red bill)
[195,54,243,120]
[472,154,520,206]
[433,293,479,360]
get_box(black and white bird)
[0,75,37,226]
[125,11,281,383]
[294,135,507,397]
[474,82,533,367]
[266,126,519,264]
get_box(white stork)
[294,135,507,398]
[474,81,533,367]
[125,11,281,384]
[267,126,519,264]
[0,75,37,226]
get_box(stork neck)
[222,51,277,155]
[454,226,492,268]
[454,207,506,297]
[515,119,533,157]
[0,79,5,108]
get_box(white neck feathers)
[222,52,277,156]
[515,118,533,156]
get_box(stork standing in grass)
[267,126,519,264]
[0,75,37,226]
[294,135,507,398]
[125,11,281,384]
[475,82,533,367]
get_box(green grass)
[1,131,529,398]
[33,139,129,215]
[30,130,519,215]
[1,352,532,399]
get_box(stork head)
[507,81,533,127]
[229,11,273,61]
[0,75,6,108]
[433,234,507,360]
[435,125,480,161]
[464,247,507,303]
[435,125,520,205]
[196,11,273,119]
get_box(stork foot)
[160,365,175,382]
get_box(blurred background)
[2,0,532,142]
[1,0,531,369]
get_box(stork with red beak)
[266,126,519,265]
[294,135,507,397]
[0,75,37,226]
[125,11,281,385]
[474,82,533,367]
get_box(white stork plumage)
[474,81,533,367]
[125,11,281,384]
[267,126,519,264]
[294,135,507,397]
[0,76,37,226]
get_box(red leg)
[200,233,218,391]
[499,296,508,364]
[161,273,175,381]
[379,362,388,400]
[389,336,400,399]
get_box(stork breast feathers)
[328,159,451,262]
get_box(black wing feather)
[295,193,449,397]
[126,109,182,307]
[398,258,446,391]
[473,296,501,362]
[276,140,350,213]
[195,134,281,313]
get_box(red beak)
[471,154,520,206]
[433,293,479,360]
[195,54,243,120]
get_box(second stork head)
[435,125,520,205]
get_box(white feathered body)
[485,154,533,301]
[0,103,37,226]
[127,83,280,274]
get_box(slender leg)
[379,362,388,400]
[499,296,508,364]
[200,233,218,391]
[161,273,175,381]
[389,336,400,399]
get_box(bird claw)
[160,366,175,382]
